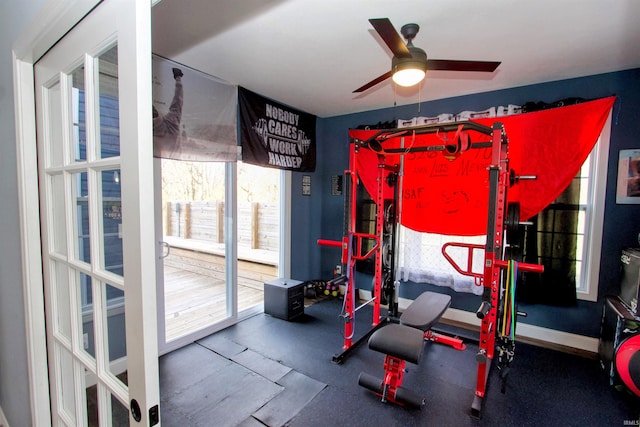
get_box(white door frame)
[12,0,157,424]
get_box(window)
[525,155,591,296]
[354,182,380,275]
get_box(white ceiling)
[152,0,640,118]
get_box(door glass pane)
[101,169,123,275]
[53,260,72,341]
[111,393,130,426]
[49,173,68,255]
[85,369,99,427]
[237,161,279,311]
[98,45,120,159]
[104,283,128,387]
[71,65,87,162]
[56,344,77,425]
[72,171,91,264]
[161,159,228,341]
[46,80,64,168]
[78,271,96,359]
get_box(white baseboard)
[440,306,599,354]
[0,404,9,427]
[363,292,599,354]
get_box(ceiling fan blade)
[426,59,501,72]
[353,70,393,93]
[369,18,411,58]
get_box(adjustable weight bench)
[358,291,465,408]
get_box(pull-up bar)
[352,122,496,156]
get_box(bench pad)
[368,323,425,364]
[400,291,451,331]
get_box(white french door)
[35,1,159,425]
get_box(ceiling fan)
[353,18,501,93]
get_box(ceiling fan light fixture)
[392,65,426,87]
[391,45,427,87]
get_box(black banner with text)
[239,87,316,171]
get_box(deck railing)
[164,201,279,251]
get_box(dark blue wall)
[290,68,640,338]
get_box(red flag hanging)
[349,96,615,235]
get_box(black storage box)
[620,248,640,316]
[264,278,304,321]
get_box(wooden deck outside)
[162,239,278,341]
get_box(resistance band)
[501,260,518,339]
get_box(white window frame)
[576,111,612,302]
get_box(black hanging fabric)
[238,87,316,172]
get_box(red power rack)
[319,120,543,417]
